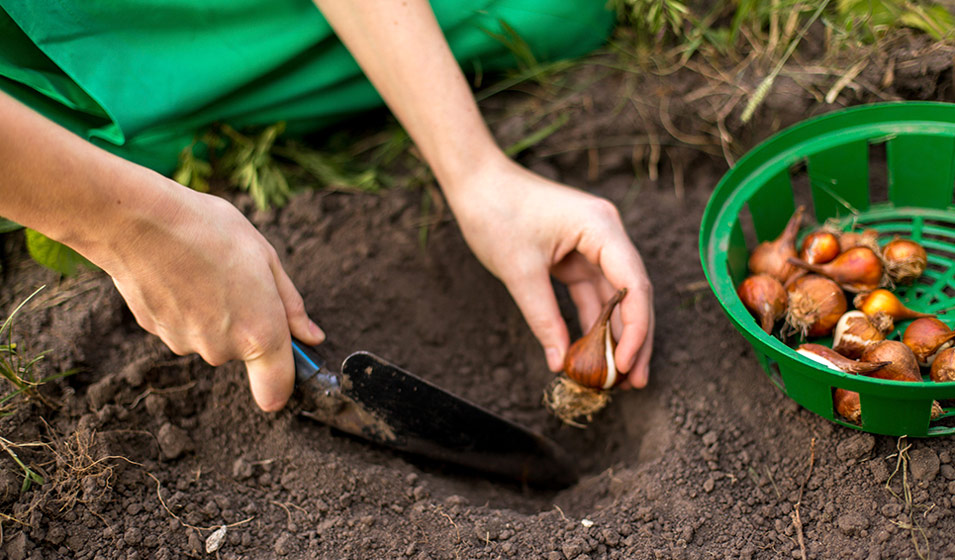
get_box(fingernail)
[309,320,325,342]
[545,347,562,371]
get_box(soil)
[3,31,955,560]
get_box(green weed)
[174,122,386,210]
[0,286,79,493]
[219,122,292,211]
[0,286,76,414]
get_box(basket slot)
[754,351,785,392]
[779,366,834,420]
[727,220,749,287]
[858,393,933,436]
[747,170,796,242]
[887,135,955,209]
[807,140,870,221]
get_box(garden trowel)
[292,339,578,488]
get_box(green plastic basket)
[700,102,955,437]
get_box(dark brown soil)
[3,32,955,560]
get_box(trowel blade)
[299,349,578,488]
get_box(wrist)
[437,146,516,210]
[59,156,190,268]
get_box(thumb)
[506,271,569,372]
[244,333,295,412]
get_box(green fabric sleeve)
[0,0,614,174]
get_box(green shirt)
[0,1,613,174]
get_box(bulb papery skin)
[796,347,841,372]
[601,326,619,390]
[738,274,788,334]
[931,347,955,383]
[883,238,928,285]
[832,311,888,359]
[860,340,921,382]
[796,343,890,374]
[800,231,840,265]
[785,275,847,338]
[854,289,933,322]
[563,289,626,390]
[787,247,883,293]
[834,389,862,424]
[902,317,955,366]
[838,229,880,253]
[748,206,804,283]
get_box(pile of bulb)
[736,206,953,423]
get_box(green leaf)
[24,230,93,276]
[174,140,213,193]
[0,218,22,234]
[899,4,954,39]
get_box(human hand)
[89,174,325,411]
[444,156,654,388]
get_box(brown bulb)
[854,289,933,322]
[834,389,862,424]
[832,310,892,359]
[902,317,955,366]
[930,347,955,383]
[563,289,627,390]
[860,340,921,382]
[800,231,840,265]
[785,275,847,338]
[838,229,880,253]
[882,238,928,285]
[796,343,890,374]
[749,206,804,283]
[788,247,883,293]
[738,274,787,333]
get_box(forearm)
[0,91,173,259]
[312,0,505,196]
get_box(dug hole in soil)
[5,34,955,560]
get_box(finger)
[243,331,295,412]
[270,259,325,346]
[567,280,603,334]
[595,242,652,374]
[554,252,604,332]
[505,269,570,372]
[627,305,654,388]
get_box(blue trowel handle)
[291,338,340,392]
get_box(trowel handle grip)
[292,338,329,384]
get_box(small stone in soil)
[562,538,585,559]
[232,457,253,480]
[144,394,168,418]
[836,433,875,462]
[943,464,955,480]
[157,422,193,460]
[119,355,150,387]
[186,530,203,555]
[86,375,118,411]
[880,502,902,518]
[909,448,940,482]
[274,532,293,556]
[868,459,889,484]
[836,512,869,536]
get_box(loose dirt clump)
[3,31,955,560]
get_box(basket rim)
[699,101,955,395]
